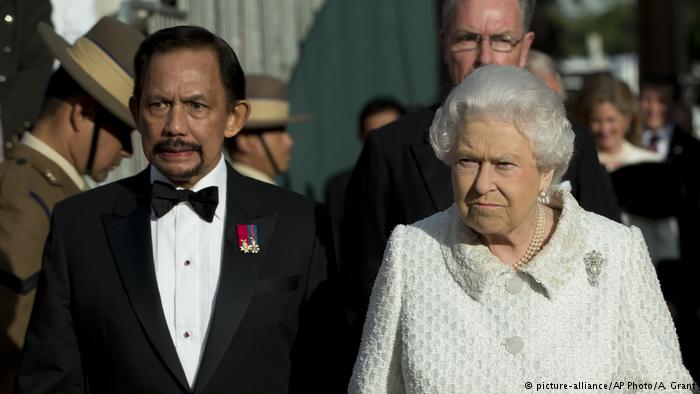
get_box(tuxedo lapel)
[193,165,278,393]
[102,169,190,392]
[410,141,452,212]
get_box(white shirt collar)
[231,161,277,185]
[21,132,87,190]
[149,154,227,220]
[642,123,674,144]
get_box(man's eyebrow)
[182,94,207,102]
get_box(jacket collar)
[441,188,586,302]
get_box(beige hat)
[244,75,311,130]
[38,17,144,128]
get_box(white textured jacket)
[350,190,694,394]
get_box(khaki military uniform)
[0,138,80,388]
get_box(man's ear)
[517,31,536,68]
[69,95,97,133]
[129,96,140,130]
[224,100,251,139]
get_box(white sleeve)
[621,226,695,391]
[349,225,406,394]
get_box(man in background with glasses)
[341,0,620,378]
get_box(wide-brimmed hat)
[244,75,311,130]
[38,17,144,128]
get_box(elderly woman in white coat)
[349,65,694,393]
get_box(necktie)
[151,181,219,222]
[649,135,659,152]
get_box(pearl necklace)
[512,204,546,271]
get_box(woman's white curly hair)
[429,64,575,194]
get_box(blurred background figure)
[640,74,700,160]
[638,74,700,262]
[224,74,308,187]
[0,0,54,157]
[357,97,406,141]
[526,49,566,101]
[325,96,405,262]
[0,16,140,391]
[576,73,658,171]
[574,73,679,265]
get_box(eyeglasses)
[449,32,524,53]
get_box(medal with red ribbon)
[237,224,260,253]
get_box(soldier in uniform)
[0,17,142,391]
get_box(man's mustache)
[153,139,203,154]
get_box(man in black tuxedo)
[640,74,700,263]
[341,0,620,371]
[15,26,337,393]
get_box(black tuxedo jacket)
[340,106,621,355]
[15,164,339,393]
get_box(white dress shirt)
[231,161,277,185]
[150,155,227,387]
[350,189,693,393]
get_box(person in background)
[575,74,659,171]
[574,73,679,266]
[350,64,693,394]
[525,49,565,101]
[224,74,308,186]
[357,97,406,141]
[0,0,54,157]
[639,73,700,382]
[0,17,140,392]
[325,96,405,262]
[639,75,700,262]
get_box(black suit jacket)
[15,164,339,393]
[665,125,700,262]
[340,106,620,361]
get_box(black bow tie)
[151,181,219,223]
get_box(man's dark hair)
[43,67,87,105]
[133,25,245,104]
[358,96,405,136]
[640,73,681,103]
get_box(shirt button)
[505,275,524,294]
[183,331,191,338]
[4,14,13,23]
[505,336,524,354]
[184,260,191,266]
[5,141,13,149]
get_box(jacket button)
[0,75,6,83]
[3,46,10,54]
[505,336,524,354]
[4,14,13,23]
[505,275,524,294]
